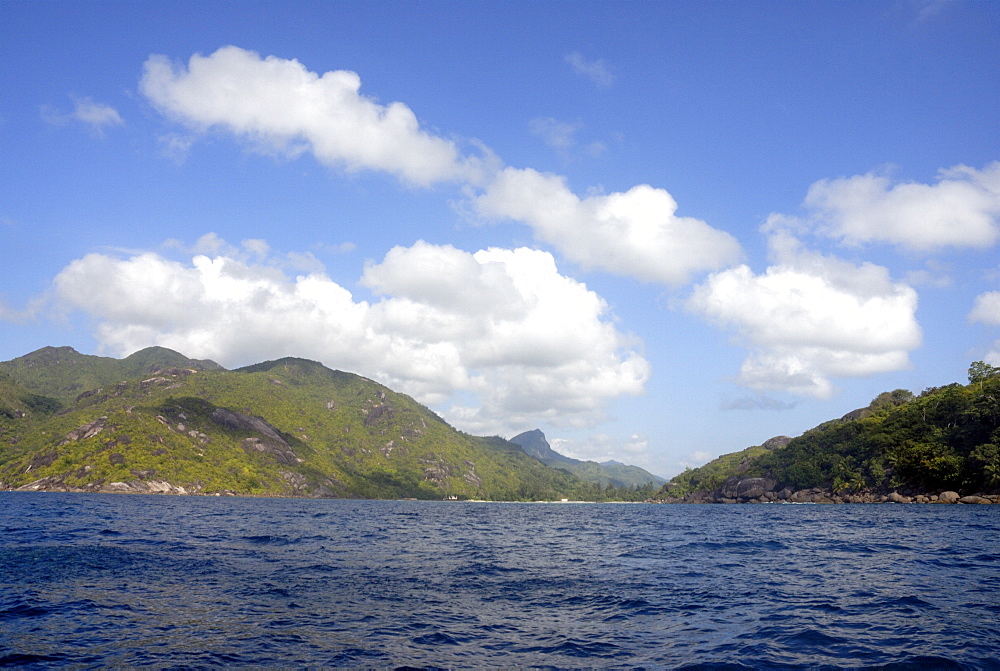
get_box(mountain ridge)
[1,346,222,403]
[0,346,640,501]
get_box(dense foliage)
[659,363,1000,499]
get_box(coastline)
[653,486,999,505]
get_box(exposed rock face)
[762,436,792,450]
[139,480,189,494]
[16,476,189,495]
[153,367,198,377]
[209,407,300,465]
[58,417,108,445]
[421,457,453,484]
[240,437,299,465]
[939,491,961,503]
[789,488,834,504]
[27,451,58,472]
[719,477,778,500]
[840,407,867,422]
[510,429,576,464]
[279,470,310,492]
[210,407,280,439]
[364,404,393,427]
[75,389,105,403]
[462,460,482,487]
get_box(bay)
[1,493,998,669]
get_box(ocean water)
[1,494,998,669]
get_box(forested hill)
[0,347,602,500]
[655,362,1000,504]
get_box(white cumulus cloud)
[52,238,648,434]
[141,46,740,288]
[969,291,1000,366]
[551,432,652,464]
[969,291,1000,326]
[984,346,1000,367]
[688,232,921,398]
[475,167,743,285]
[140,46,486,187]
[801,163,1000,251]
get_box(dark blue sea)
[1,494,998,669]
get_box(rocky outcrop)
[277,470,353,498]
[209,407,300,465]
[719,477,777,500]
[26,450,58,472]
[58,416,108,445]
[210,407,282,441]
[240,436,300,465]
[16,475,189,495]
[363,403,393,427]
[762,436,792,450]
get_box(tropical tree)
[969,361,1000,390]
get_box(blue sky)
[2,0,998,478]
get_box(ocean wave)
[1,494,998,668]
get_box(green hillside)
[0,370,63,421]
[657,363,1000,503]
[0,348,586,500]
[0,346,221,402]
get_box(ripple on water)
[1,495,998,668]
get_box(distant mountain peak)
[38,345,79,354]
[18,346,84,363]
[510,429,575,464]
[122,346,223,374]
[510,429,665,487]
[238,356,327,372]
